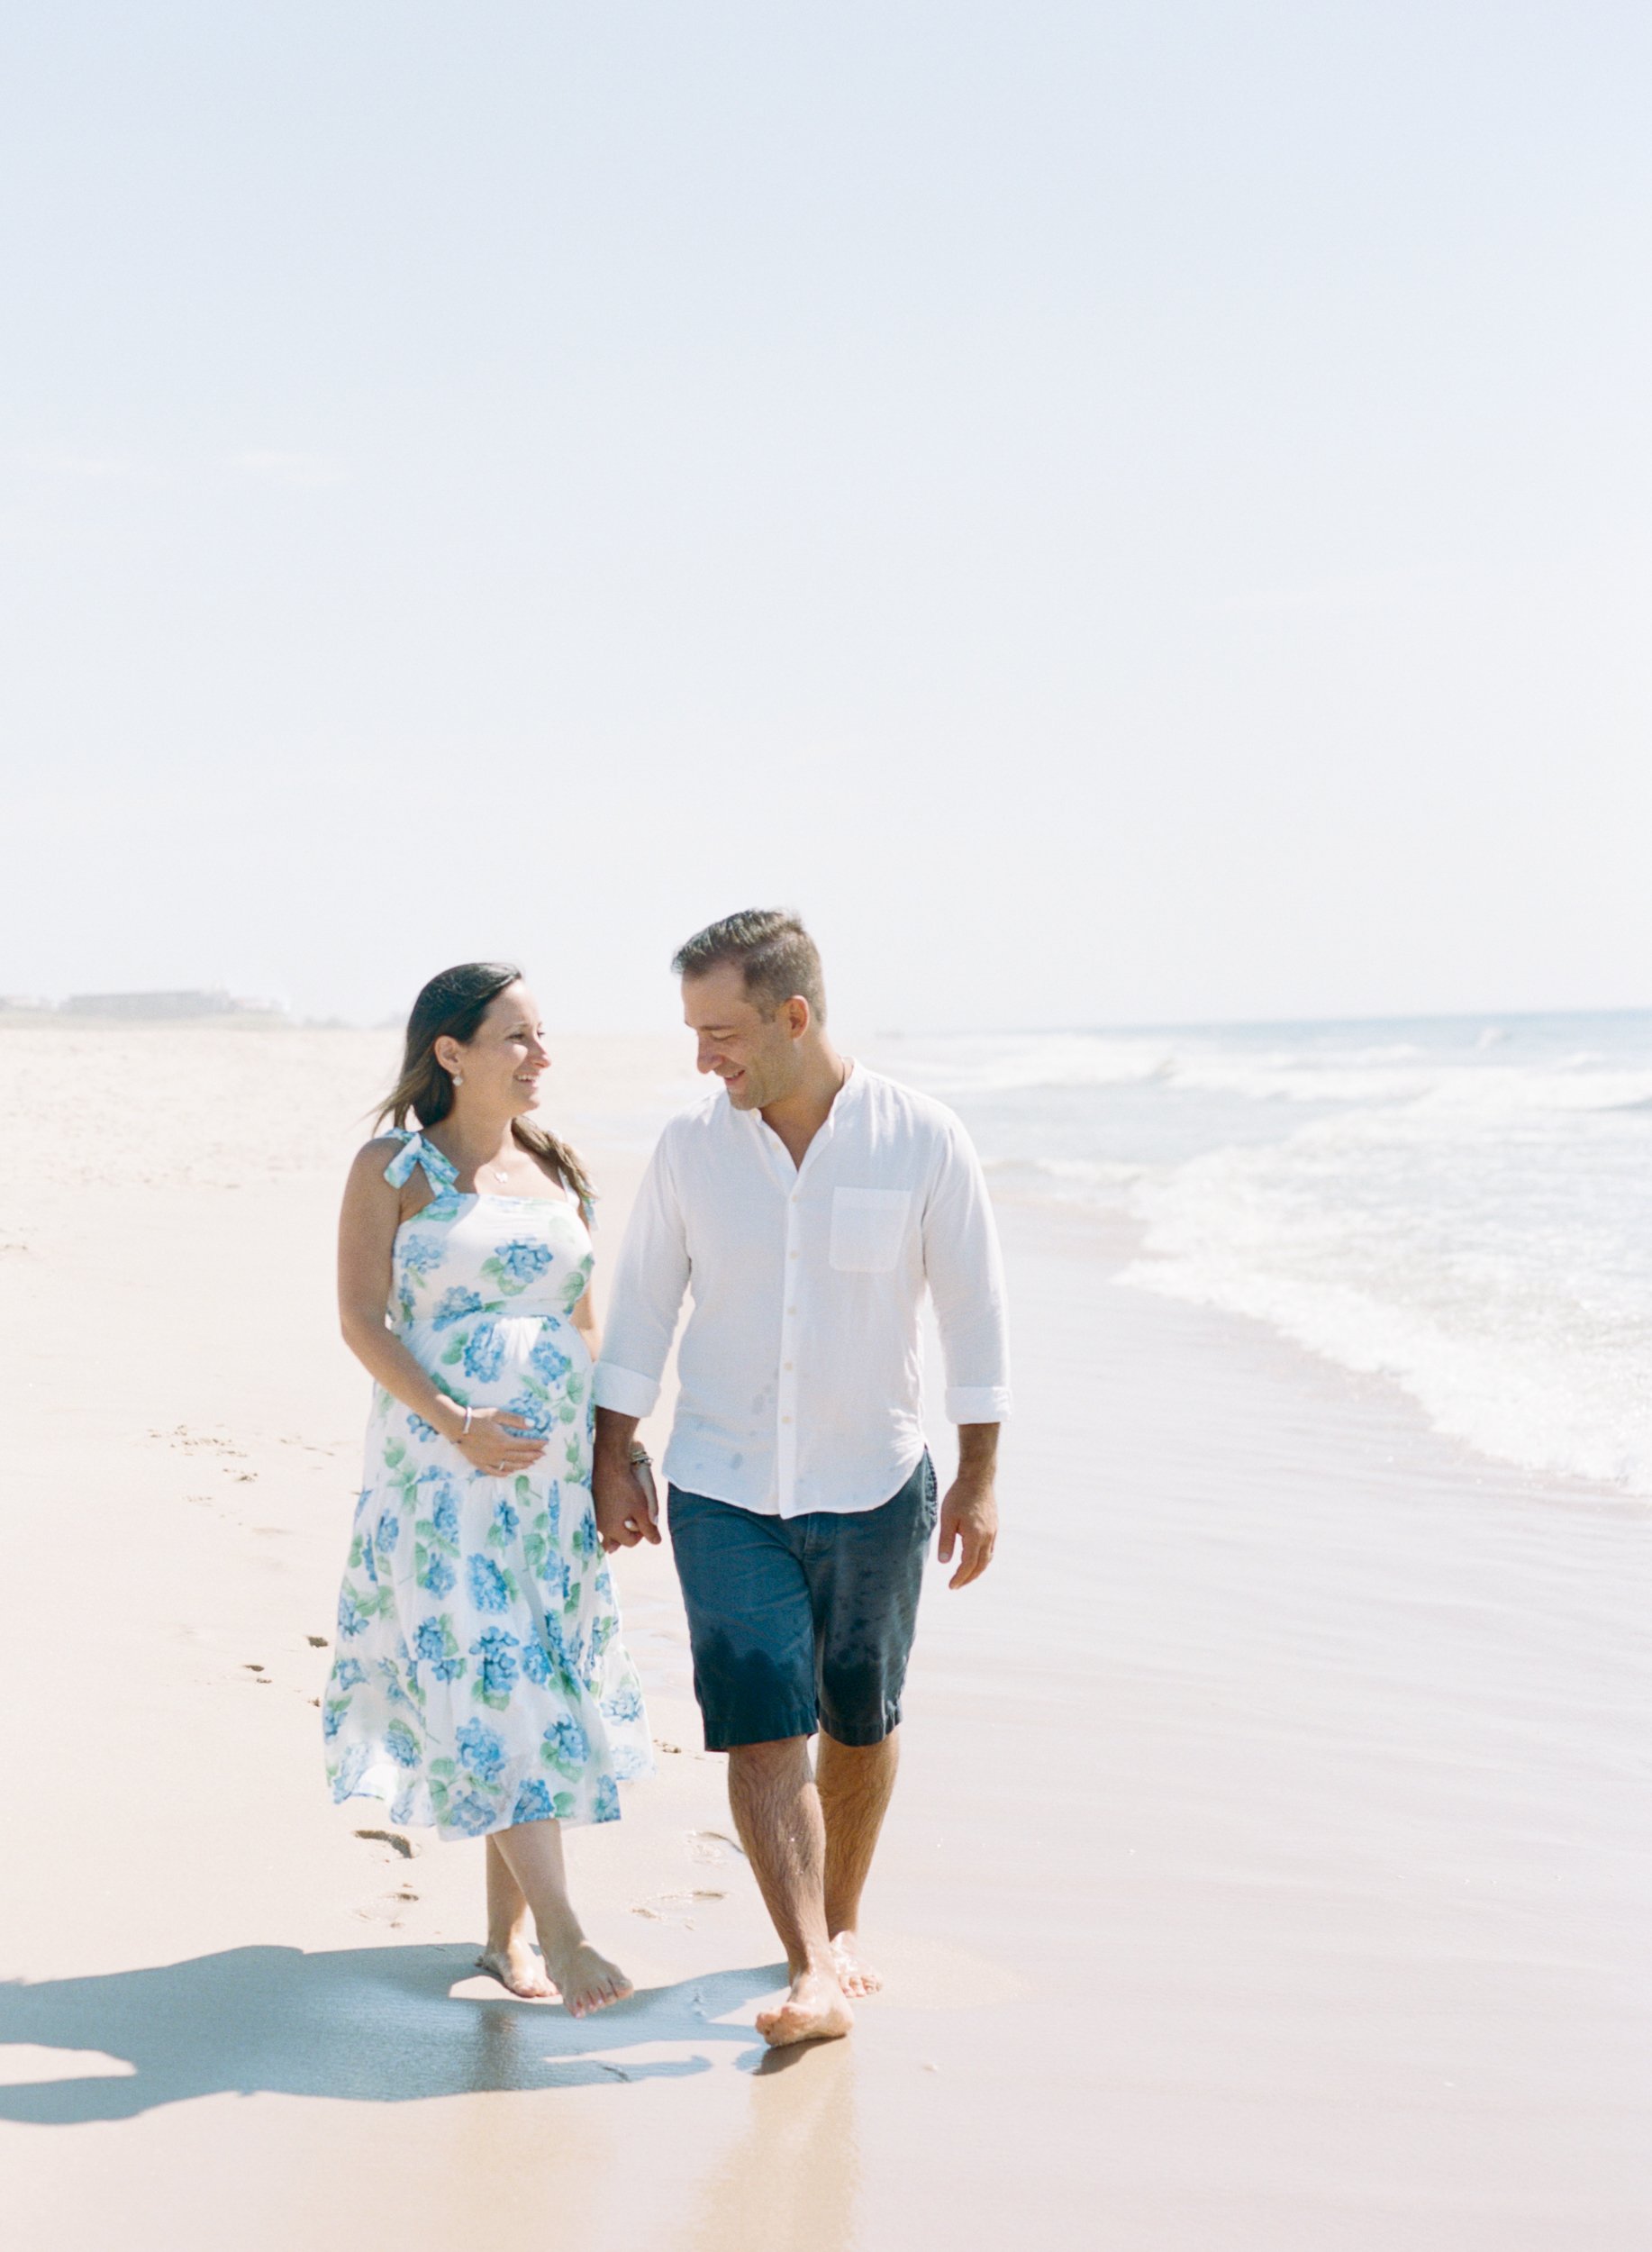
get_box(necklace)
[491,1166,511,1184]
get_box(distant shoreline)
[0,1011,311,1031]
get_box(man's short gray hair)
[672,909,826,1022]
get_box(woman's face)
[442,981,550,1116]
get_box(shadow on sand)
[0,1946,786,2123]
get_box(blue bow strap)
[382,1130,459,1193]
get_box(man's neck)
[759,1044,850,1169]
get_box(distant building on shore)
[59,989,284,1021]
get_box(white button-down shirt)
[593,1063,1012,1517]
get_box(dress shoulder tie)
[383,1129,461,1194]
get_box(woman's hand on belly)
[458,1409,547,1479]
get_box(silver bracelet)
[461,1405,473,1439]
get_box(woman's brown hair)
[376,961,595,1216]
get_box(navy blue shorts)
[666,1455,939,1751]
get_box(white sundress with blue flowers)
[322,1130,652,1841]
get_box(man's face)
[682,963,803,1111]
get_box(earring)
[451,1072,464,1087]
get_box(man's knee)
[818,1725,899,1757]
[728,1733,812,1776]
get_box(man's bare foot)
[829,1931,882,1999]
[756,1965,855,2048]
[542,1940,632,2019]
[476,1939,557,1999]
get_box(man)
[592,909,1012,2047]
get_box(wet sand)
[3,1029,1648,2249]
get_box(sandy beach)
[4,1026,1649,2251]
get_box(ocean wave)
[883,1035,1178,1095]
[1163,1056,1652,1114]
[885,1016,1652,1497]
[880,1032,1652,1116]
[1116,1126,1652,1498]
[982,1153,1143,1203]
[1121,1244,1652,1497]
[1407,1066,1652,1116]
[990,1154,1143,1185]
[1162,1058,1433,1104]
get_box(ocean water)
[870,1012,1652,1500]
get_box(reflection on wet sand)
[684,2037,860,2252]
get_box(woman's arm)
[570,1283,601,1366]
[337,1140,545,1476]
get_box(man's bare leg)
[727,1737,854,2047]
[477,1834,557,1997]
[818,1730,899,1997]
[488,1820,631,2019]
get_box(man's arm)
[937,1421,999,1588]
[922,1117,1012,1588]
[591,1135,690,1549]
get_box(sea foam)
[876,1012,1652,1500]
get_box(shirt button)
[784,1361,794,1371]
[786,1306,796,1316]
[782,1415,792,1424]
[789,1249,798,1259]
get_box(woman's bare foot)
[542,1940,632,2019]
[756,1965,855,2048]
[476,1939,557,1999]
[829,1931,882,1999]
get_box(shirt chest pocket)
[829,1187,912,1273]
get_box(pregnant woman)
[323,961,651,2017]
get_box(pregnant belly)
[402,1310,591,1409]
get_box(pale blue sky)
[4,4,1648,1033]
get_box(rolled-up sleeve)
[921,1119,1012,1423]
[593,1131,690,1418]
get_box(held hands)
[594,1453,663,1552]
[454,1407,546,1479]
[937,1476,998,1589]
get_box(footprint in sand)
[353,1883,419,1925]
[354,1828,416,1859]
[688,1830,745,1863]
[632,1884,730,1927]
[154,1425,249,1461]
[354,1897,406,1925]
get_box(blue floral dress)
[322,1130,652,1840]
